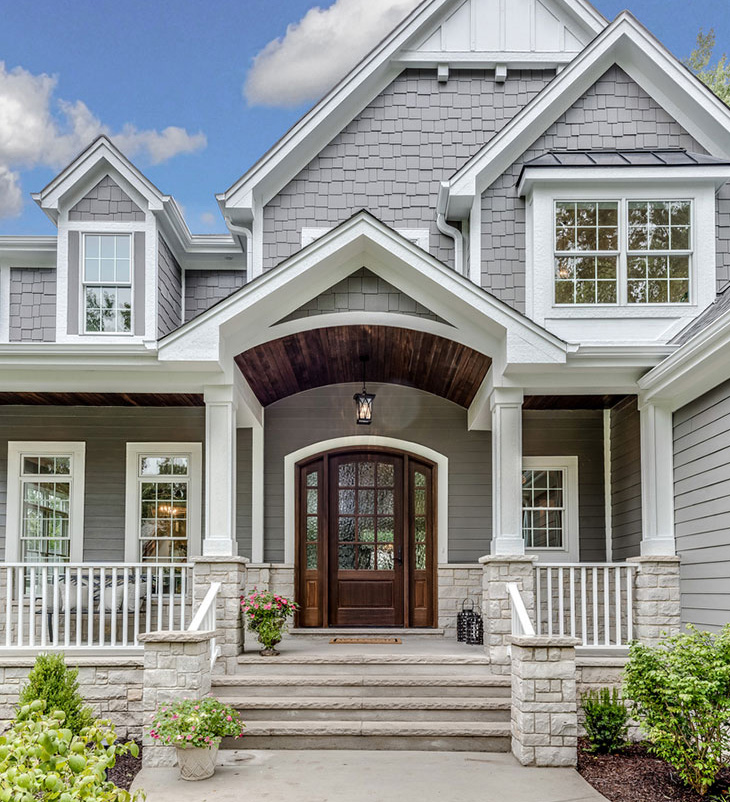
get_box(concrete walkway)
[132,750,609,802]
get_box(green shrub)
[624,625,730,796]
[582,687,629,753]
[18,653,93,735]
[0,701,142,801]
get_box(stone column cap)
[510,635,580,648]
[138,629,221,644]
[192,556,250,565]
[626,555,680,564]
[479,554,538,564]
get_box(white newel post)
[204,386,238,557]
[490,387,525,556]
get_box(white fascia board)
[395,50,577,68]
[159,212,568,366]
[518,165,730,196]
[0,237,57,269]
[639,308,730,410]
[445,13,730,217]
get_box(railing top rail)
[188,581,221,632]
[506,581,536,637]
[1,563,193,569]
[535,562,635,569]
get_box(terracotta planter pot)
[176,744,219,781]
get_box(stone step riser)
[214,684,510,698]
[234,707,511,723]
[234,663,490,676]
[221,734,511,751]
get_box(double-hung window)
[83,234,132,333]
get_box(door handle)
[396,547,403,565]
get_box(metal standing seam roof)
[671,282,730,346]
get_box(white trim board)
[282,436,449,565]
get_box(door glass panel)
[307,489,318,514]
[358,544,375,569]
[413,470,429,572]
[377,489,394,515]
[339,517,356,541]
[378,517,394,542]
[358,489,375,514]
[358,462,375,487]
[338,544,356,569]
[306,543,318,569]
[338,463,356,486]
[377,544,394,569]
[376,463,394,487]
[359,518,375,542]
[339,489,355,514]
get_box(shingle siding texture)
[263,69,554,272]
[8,268,56,342]
[610,397,642,561]
[184,270,247,322]
[69,175,145,221]
[482,66,710,311]
[157,235,183,337]
[674,378,730,630]
[278,267,447,324]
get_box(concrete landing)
[132,749,609,802]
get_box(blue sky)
[0,0,727,236]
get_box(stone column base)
[627,555,681,647]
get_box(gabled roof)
[522,148,730,169]
[444,12,730,217]
[671,283,730,346]
[218,0,606,219]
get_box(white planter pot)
[176,744,219,781]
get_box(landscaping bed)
[107,741,143,791]
[578,739,730,802]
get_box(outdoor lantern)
[354,356,375,425]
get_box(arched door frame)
[283,436,448,565]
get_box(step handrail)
[188,581,222,670]
[506,582,535,638]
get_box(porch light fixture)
[354,356,375,425]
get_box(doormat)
[329,637,402,644]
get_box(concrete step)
[288,628,446,637]
[235,652,490,675]
[225,695,511,722]
[212,674,511,699]
[223,720,511,752]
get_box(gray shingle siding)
[610,397,642,561]
[9,268,56,342]
[184,270,247,322]
[263,68,554,272]
[482,66,709,311]
[157,235,183,337]
[69,175,145,221]
[674,378,730,630]
[277,267,448,324]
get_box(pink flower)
[172,714,178,720]
[226,715,232,722]
[264,603,272,610]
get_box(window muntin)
[627,201,691,304]
[554,199,692,306]
[137,455,189,563]
[554,201,619,305]
[19,455,73,563]
[522,468,565,549]
[83,234,132,333]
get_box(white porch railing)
[187,581,221,670]
[0,563,193,650]
[534,563,635,648]
[507,581,536,637]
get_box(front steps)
[212,650,512,752]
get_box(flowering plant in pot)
[150,697,244,781]
[241,588,299,655]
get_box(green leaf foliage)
[685,29,730,106]
[150,697,245,749]
[624,625,730,796]
[582,687,629,754]
[240,589,299,650]
[0,704,144,801]
[18,653,94,735]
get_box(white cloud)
[0,62,207,219]
[200,212,217,225]
[244,0,421,107]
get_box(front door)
[296,448,436,628]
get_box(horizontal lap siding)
[674,378,730,629]
[0,407,205,561]
[610,398,642,561]
[236,429,252,559]
[263,384,491,563]
[522,410,606,561]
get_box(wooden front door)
[296,448,436,628]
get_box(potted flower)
[241,588,299,656]
[150,697,244,781]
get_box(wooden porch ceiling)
[234,325,492,408]
[0,392,205,407]
[523,395,629,410]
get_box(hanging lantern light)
[354,355,375,425]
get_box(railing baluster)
[5,567,12,648]
[99,567,106,647]
[569,566,576,638]
[110,567,118,647]
[547,568,553,637]
[40,567,48,648]
[627,566,634,643]
[535,568,542,635]
[29,567,36,648]
[157,567,163,632]
[168,567,175,630]
[603,566,610,647]
[17,567,24,647]
[87,566,94,647]
[180,567,187,630]
[145,567,152,635]
[615,566,622,646]
[592,567,599,646]
[122,568,129,648]
[134,567,141,646]
[64,566,71,648]
[558,566,565,637]
[52,567,60,648]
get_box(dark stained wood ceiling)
[235,325,492,408]
[523,395,629,410]
[0,392,204,407]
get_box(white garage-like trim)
[283,435,449,565]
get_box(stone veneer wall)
[0,657,143,738]
[438,565,483,635]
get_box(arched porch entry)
[296,445,438,628]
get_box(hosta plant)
[240,589,299,654]
[150,697,245,749]
[624,624,730,796]
[0,701,142,801]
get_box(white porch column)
[490,387,525,555]
[639,401,676,556]
[203,385,238,557]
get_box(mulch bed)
[578,738,730,802]
[107,741,143,792]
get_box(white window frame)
[124,442,202,562]
[522,456,579,563]
[82,232,134,336]
[5,442,86,563]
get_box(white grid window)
[83,234,132,333]
[137,456,190,563]
[522,468,566,549]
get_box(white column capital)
[489,386,524,411]
[639,402,676,557]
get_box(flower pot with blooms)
[240,588,300,656]
[150,697,245,781]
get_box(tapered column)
[490,387,525,555]
[639,402,676,556]
[203,385,238,557]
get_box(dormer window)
[83,234,132,333]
